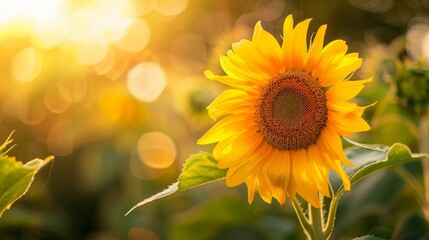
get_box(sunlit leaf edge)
[343,137,386,152]
[126,152,227,215]
[326,142,429,223]
[336,142,428,196]
[0,132,54,218]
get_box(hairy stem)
[291,198,313,239]
[292,196,329,240]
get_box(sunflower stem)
[292,196,329,240]
[323,194,339,240]
[308,198,325,240]
[291,198,313,239]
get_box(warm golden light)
[0,0,64,26]
[127,62,167,102]
[114,19,150,53]
[10,47,42,83]
[75,42,108,66]
[155,0,188,16]
[137,132,177,169]
[44,84,71,113]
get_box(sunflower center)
[256,70,327,150]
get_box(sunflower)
[198,15,371,207]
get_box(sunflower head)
[199,15,371,207]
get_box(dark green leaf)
[126,152,227,215]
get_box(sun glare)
[0,0,138,51]
[0,0,64,26]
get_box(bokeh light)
[0,0,63,26]
[10,47,42,83]
[44,84,71,113]
[155,0,188,16]
[133,0,158,16]
[406,20,429,62]
[127,62,167,102]
[114,19,150,53]
[137,131,177,169]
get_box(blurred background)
[0,0,429,239]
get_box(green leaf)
[0,133,54,217]
[126,152,227,215]
[331,143,428,196]
[325,143,429,236]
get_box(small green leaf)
[126,152,227,215]
[0,134,54,217]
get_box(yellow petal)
[305,24,327,72]
[252,21,282,71]
[317,144,351,190]
[333,159,351,190]
[291,149,320,208]
[292,18,311,69]
[231,39,277,77]
[287,170,297,200]
[208,89,254,120]
[204,70,256,93]
[216,131,264,169]
[328,111,371,136]
[321,40,348,60]
[197,114,250,144]
[220,55,264,83]
[256,172,273,203]
[245,175,257,204]
[264,150,291,204]
[282,14,294,69]
[353,102,376,116]
[307,145,331,197]
[312,40,348,80]
[327,101,357,115]
[225,50,270,83]
[319,53,362,86]
[225,142,271,187]
[326,77,372,101]
[319,127,355,167]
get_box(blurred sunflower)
[198,15,371,207]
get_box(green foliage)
[128,141,428,224]
[325,142,428,239]
[331,142,428,196]
[169,197,274,240]
[126,152,227,215]
[394,64,429,115]
[0,133,53,217]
